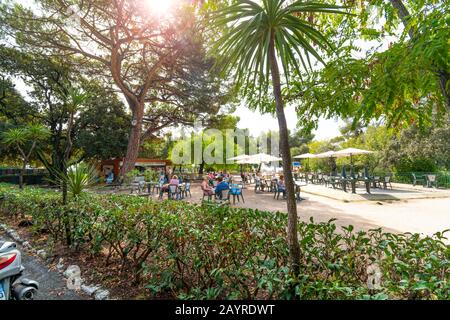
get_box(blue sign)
[292,162,301,167]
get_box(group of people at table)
[200,171,287,200]
[143,169,289,201]
[157,172,190,199]
[201,171,235,200]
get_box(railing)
[0,168,47,176]
[390,172,450,189]
[297,170,450,189]
[0,168,48,185]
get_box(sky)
[232,105,343,140]
[9,0,397,142]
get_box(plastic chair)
[202,190,213,201]
[230,184,244,204]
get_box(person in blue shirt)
[214,176,229,199]
[277,175,286,198]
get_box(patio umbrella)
[227,154,251,174]
[314,151,338,159]
[240,153,282,173]
[333,148,374,165]
[227,154,251,161]
[293,153,316,171]
[247,153,282,163]
[314,151,344,175]
[293,153,317,159]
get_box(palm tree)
[210,0,346,275]
[1,124,50,189]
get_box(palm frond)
[209,0,349,96]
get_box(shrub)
[0,183,448,300]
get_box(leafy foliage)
[54,162,98,198]
[0,184,448,300]
[290,0,449,131]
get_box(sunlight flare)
[145,0,174,17]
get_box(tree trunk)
[19,161,26,189]
[198,160,205,175]
[120,100,145,180]
[268,33,301,276]
[390,0,450,114]
[389,0,414,39]
[438,70,450,116]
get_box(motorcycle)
[0,241,39,300]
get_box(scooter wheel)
[12,284,38,300]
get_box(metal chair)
[273,184,286,200]
[183,182,192,198]
[382,176,392,189]
[426,174,437,188]
[412,173,426,187]
[216,189,230,204]
[254,178,262,192]
[168,184,181,200]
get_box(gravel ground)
[0,230,88,300]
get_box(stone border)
[0,222,110,300]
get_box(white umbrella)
[227,154,251,161]
[293,153,316,170]
[333,148,374,156]
[236,158,257,164]
[314,151,338,159]
[245,153,282,164]
[334,148,374,165]
[227,154,251,174]
[293,153,317,159]
[239,153,282,174]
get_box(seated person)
[201,176,214,196]
[214,176,229,199]
[105,171,114,184]
[159,171,168,185]
[277,175,286,197]
[169,175,180,186]
[160,175,179,198]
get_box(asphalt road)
[1,231,87,300]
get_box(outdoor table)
[146,181,158,194]
[357,178,371,194]
[371,177,381,188]
[329,176,341,189]
[294,181,307,201]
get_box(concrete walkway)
[301,182,450,202]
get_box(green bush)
[0,183,448,300]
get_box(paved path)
[0,230,88,300]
